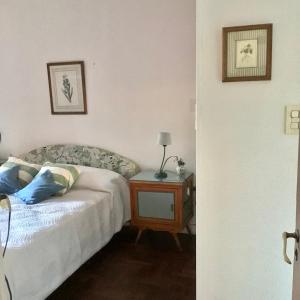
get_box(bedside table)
[129,170,194,251]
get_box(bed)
[0,144,139,300]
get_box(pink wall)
[0,0,196,173]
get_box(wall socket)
[286,105,300,135]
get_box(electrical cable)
[1,195,12,300]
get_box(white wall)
[197,0,300,299]
[0,0,195,174]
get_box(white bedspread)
[0,167,130,300]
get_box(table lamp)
[155,132,171,179]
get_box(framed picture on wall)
[222,24,273,82]
[47,61,87,114]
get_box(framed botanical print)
[47,61,87,114]
[222,24,272,82]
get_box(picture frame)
[47,61,87,114]
[222,24,272,82]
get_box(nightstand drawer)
[137,191,175,220]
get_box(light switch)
[291,110,299,118]
[286,105,300,135]
[291,123,299,129]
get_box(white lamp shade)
[157,132,171,146]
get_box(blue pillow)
[0,165,22,194]
[14,170,64,204]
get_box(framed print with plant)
[47,61,87,114]
[222,24,272,82]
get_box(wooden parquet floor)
[47,226,196,300]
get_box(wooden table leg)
[135,229,143,245]
[186,224,193,236]
[171,232,183,251]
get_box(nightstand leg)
[186,224,193,236]
[135,229,143,245]
[172,232,183,251]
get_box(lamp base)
[154,171,168,179]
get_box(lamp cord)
[3,200,11,257]
[4,276,11,300]
[1,197,12,300]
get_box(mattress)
[0,186,129,300]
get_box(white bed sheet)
[0,186,129,300]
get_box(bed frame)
[20,144,140,179]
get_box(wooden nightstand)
[129,170,194,251]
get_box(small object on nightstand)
[129,170,194,251]
[175,157,185,176]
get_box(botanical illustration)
[47,61,87,114]
[61,74,73,103]
[223,24,272,81]
[236,39,258,68]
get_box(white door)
[293,132,300,299]
[283,133,300,299]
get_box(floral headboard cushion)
[19,144,140,179]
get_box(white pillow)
[73,165,131,222]
[73,165,127,191]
